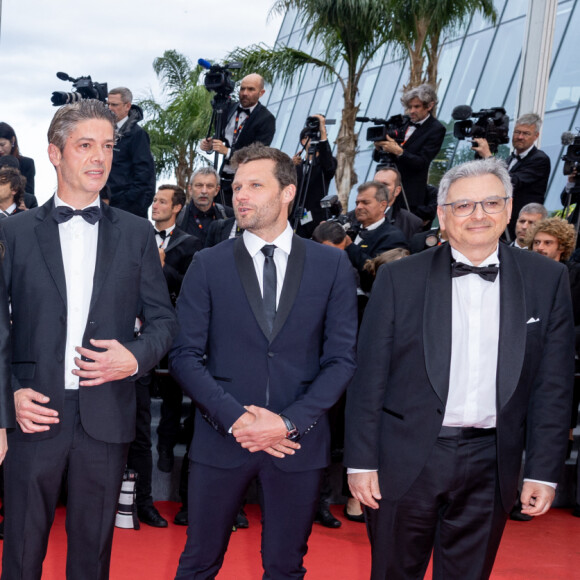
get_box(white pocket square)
[526,317,540,324]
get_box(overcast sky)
[0,0,283,204]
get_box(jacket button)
[268,352,275,358]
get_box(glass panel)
[436,39,463,114]
[438,29,495,123]
[322,84,346,145]
[270,98,297,150]
[471,19,525,112]
[299,64,323,94]
[469,0,506,33]
[550,2,574,68]
[281,93,316,155]
[363,61,405,119]
[501,0,528,22]
[277,7,298,39]
[546,3,580,111]
[357,70,380,118]
[310,84,336,118]
[542,107,577,209]
[365,44,388,71]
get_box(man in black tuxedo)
[345,157,574,579]
[170,144,357,578]
[0,100,177,579]
[473,113,551,240]
[176,167,233,244]
[374,166,423,241]
[510,202,548,249]
[374,84,445,216]
[200,73,276,206]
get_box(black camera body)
[562,131,580,176]
[199,60,242,97]
[361,114,409,144]
[303,116,322,141]
[452,105,510,155]
[51,72,108,106]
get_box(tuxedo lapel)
[165,228,187,253]
[423,244,452,404]
[89,205,120,312]
[34,199,67,308]
[270,235,305,343]
[233,236,271,339]
[496,245,526,409]
[405,115,431,147]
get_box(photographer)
[472,113,551,239]
[200,73,275,206]
[373,84,445,216]
[293,114,337,238]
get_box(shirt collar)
[117,116,129,130]
[451,245,499,267]
[243,223,293,258]
[4,203,16,215]
[514,145,534,160]
[54,193,101,211]
[365,217,385,231]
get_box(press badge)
[300,210,313,225]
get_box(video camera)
[358,114,410,166]
[51,72,108,106]
[452,105,510,155]
[198,59,242,98]
[561,130,580,177]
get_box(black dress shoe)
[157,446,174,473]
[234,508,249,529]
[0,519,4,540]
[343,506,365,523]
[571,504,580,518]
[314,508,342,528]
[138,505,168,528]
[174,506,188,526]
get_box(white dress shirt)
[242,223,293,308]
[55,194,100,390]
[155,223,176,250]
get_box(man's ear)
[48,143,61,168]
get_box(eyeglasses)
[442,196,509,217]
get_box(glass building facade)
[264,0,580,210]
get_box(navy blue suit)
[170,233,357,578]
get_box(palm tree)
[228,0,394,210]
[138,50,213,190]
[389,0,497,91]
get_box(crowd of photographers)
[0,71,579,574]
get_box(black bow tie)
[509,152,522,163]
[358,227,371,240]
[155,229,168,240]
[451,261,499,282]
[53,205,102,225]
[237,107,251,115]
[408,121,421,128]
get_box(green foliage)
[138,50,213,188]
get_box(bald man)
[201,73,276,206]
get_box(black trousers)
[367,428,507,580]
[2,391,129,580]
[175,454,323,580]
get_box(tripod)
[205,93,232,207]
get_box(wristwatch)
[280,414,300,441]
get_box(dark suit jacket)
[381,116,445,210]
[162,227,202,302]
[1,199,177,444]
[345,243,574,512]
[204,217,241,248]
[386,204,423,241]
[508,146,551,236]
[346,220,408,291]
[169,234,357,473]
[0,260,14,429]
[223,101,276,156]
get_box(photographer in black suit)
[373,84,445,217]
[200,73,276,206]
[473,113,551,240]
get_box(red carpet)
[1,503,578,578]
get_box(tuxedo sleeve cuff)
[523,478,557,489]
[347,468,378,474]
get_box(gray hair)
[190,166,220,186]
[401,84,438,109]
[358,181,389,203]
[515,113,542,133]
[437,157,513,206]
[108,87,133,104]
[519,202,547,219]
[47,99,117,151]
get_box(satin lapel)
[166,229,187,253]
[89,205,120,312]
[405,115,430,147]
[233,236,271,339]
[496,244,526,409]
[270,235,305,344]
[423,244,452,404]
[34,199,67,308]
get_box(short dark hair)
[158,184,186,208]
[48,100,117,152]
[0,122,20,157]
[375,166,402,189]
[231,143,297,189]
[357,181,389,203]
[0,167,25,206]
[312,221,347,245]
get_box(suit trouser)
[175,454,323,580]
[2,390,129,580]
[366,429,507,580]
